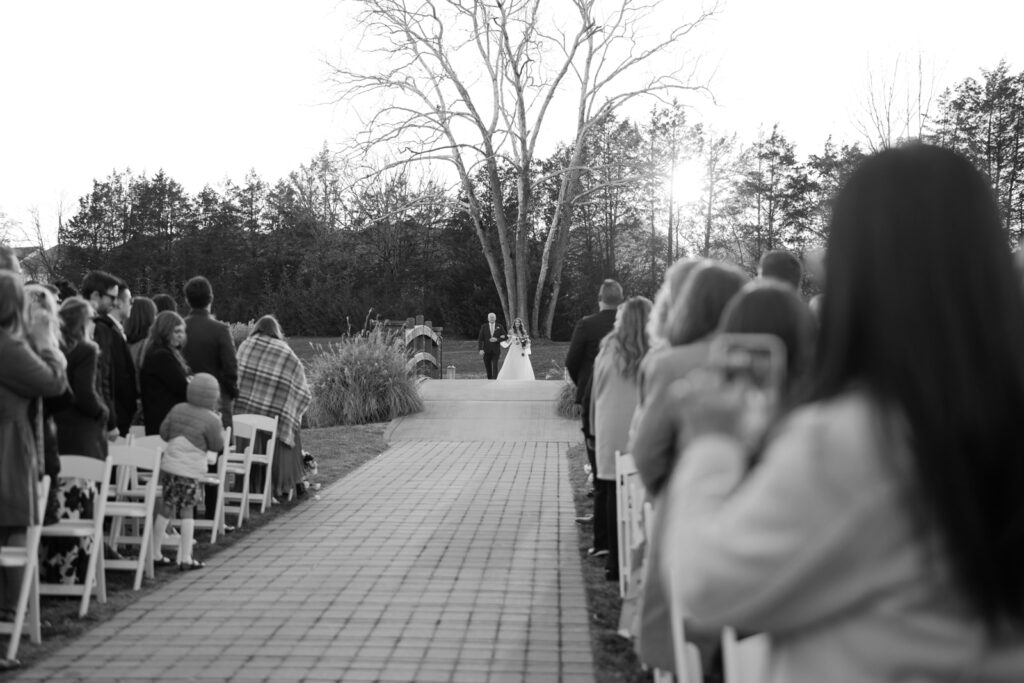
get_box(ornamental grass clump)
[306,327,423,426]
[229,320,256,348]
[557,379,581,419]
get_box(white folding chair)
[722,627,771,683]
[231,414,279,516]
[615,450,642,598]
[191,428,231,544]
[104,443,162,589]
[39,456,112,617]
[222,432,253,527]
[0,476,50,663]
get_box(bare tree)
[330,0,716,336]
[854,53,940,152]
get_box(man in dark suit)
[81,270,128,441]
[477,312,508,379]
[99,281,139,437]
[564,279,622,570]
[182,275,239,523]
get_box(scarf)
[234,334,311,447]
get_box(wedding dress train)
[497,338,535,380]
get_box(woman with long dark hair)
[661,144,1024,680]
[140,311,190,435]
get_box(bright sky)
[1,0,1021,245]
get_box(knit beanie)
[187,373,220,410]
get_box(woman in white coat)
[660,144,1024,682]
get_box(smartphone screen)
[709,334,787,399]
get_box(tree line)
[35,60,1024,339]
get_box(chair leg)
[134,520,153,590]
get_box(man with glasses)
[80,270,123,442]
[94,279,138,437]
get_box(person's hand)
[479,350,485,357]
[107,428,121,442]
[673,369,776,450]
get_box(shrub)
[229,320,256,348]
[306,327,424,426]
[557,379,581,419]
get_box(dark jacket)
[140,346,189,436]
[564,308,617,404]
[53,342,109,460]
[183,309,239,400]
[477,322,508,356]
[0,332,67,527]
[94,314,137,435]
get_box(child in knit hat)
[152,373,224,570]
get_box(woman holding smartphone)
[660,144,1024,681]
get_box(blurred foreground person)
[661,144,1024,681]
[0,272,66,620]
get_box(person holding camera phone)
[659,144,1024,681]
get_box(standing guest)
[235,315,311,500]
[52,297,109,460]
[564,279,622,535]
[93,281,137,437]
[757,249,803,289]
[24,286,65,525]
[52,279,78,302]
[590,296,652,581]
[476,312,507,380]
[152,293,177,314]
[646,258,704,353]
[79,271,121,442]
[139,311,190,436]
[662,144,1024,681]
[182,277,237,429]
[181,276,238,524]
[151,373,224,571]
[125,296,157,384]
[0,271,67,622]
[630,261,749,494]
[41,296,110,586]
[626,260,747,675]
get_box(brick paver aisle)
[14,379,593,682]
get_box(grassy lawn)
[567,442,653,683]
[5,423,387,675]
[289,336,571,380]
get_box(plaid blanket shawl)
[235,334,311,447]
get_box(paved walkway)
[14,379,591,682]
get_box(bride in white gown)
[497,318,535,380]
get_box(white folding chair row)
[105,443,162,589]
[0,476,51,662]
[39,455,112,617]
